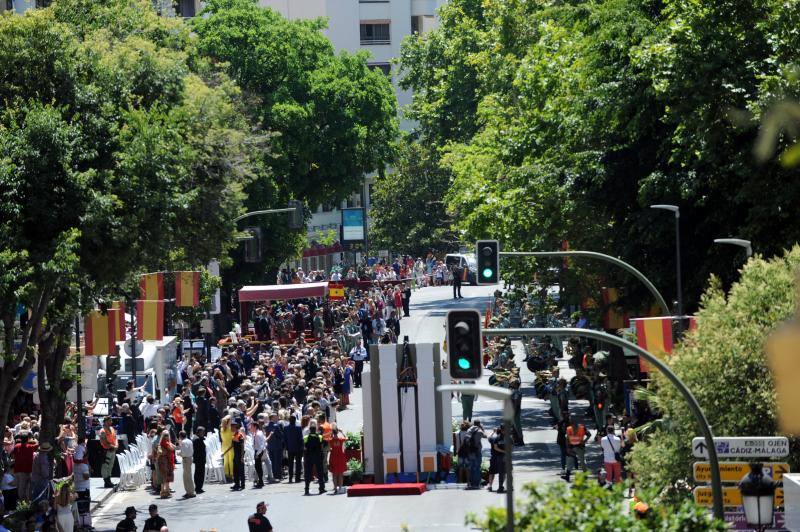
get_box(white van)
[444,253,478,285]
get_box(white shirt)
[178,439,193,459]
[253,430,267,452]
[141,401,159,420]
[600,434,621,463]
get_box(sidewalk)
[89,475,118,514]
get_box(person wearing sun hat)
[30,441,53,503]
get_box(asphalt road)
[91,284,600,531]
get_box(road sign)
[725,511,786,530]
[694,486,784,508]
[694,462,790,483]
[692,437,790,459]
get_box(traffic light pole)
[498,251,670,316]
[232,207,296,222]
[482,327,724,520]
[438,384,515,532]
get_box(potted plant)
[344,431,362,462]
[343,458,364,486]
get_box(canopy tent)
[237,282,330,332]
[238,282,329,302]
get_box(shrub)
[630,246,800,499]
[466,475,726,531]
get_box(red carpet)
[347,483,427,497]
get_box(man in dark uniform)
[247,501,273,531]
[143,504,167,532]
[303,424,325,495]
[115,506,137,532]
[192,427,207,494]
[401,283,411,316]
[452,263,463,299]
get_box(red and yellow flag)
[84,310,117,356]
[328,282,344,300]
[602,288,627,330]
[175,271,200,308]
[139,272,164,300]
[111,300,126,341]
[136,300,164,341]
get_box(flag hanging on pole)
[137,300,165,341]
[139,272,164,300]
[84,310,116,356]
[111,300,126,341]
[175,271,201,308]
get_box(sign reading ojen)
[692,437,789,459]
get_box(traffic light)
[288,200,304,229]
[446,309,483,379]
[476,240,499,285]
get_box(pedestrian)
[265,413,284,482]
[401,283,411,317]
[452,263,463,299]
[510,379,524,446]
[486,425,506,493]
[303,422,325,495]
[12,431,36,501]
[564,417,591,482]
[228,420,245,491]
[465,420,486,490]
[328,423,347,494]
[115,506,138,532]
[30,441,53,503]
[156,430,175,499]
[247,501,273,532]
[99,416,119,488]
[220,415,234,481]
[53,477,76,532]
[284,415,303,483]
[621,427,637,495]
[73,435,93,530]
[252,421,266,488]
[460,385,475,421]
[554,411,570,474]
[192,427,206,494]
[600,426,622,484]
[177,431,195,498]
[349,340,367,388]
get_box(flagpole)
[130,297,136,389]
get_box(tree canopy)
[0,0,254,440]
[399,0,800,309]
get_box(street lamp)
[714,238,752,258]
[739,463,776,532]
[650,204,682,317]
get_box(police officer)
[247,501,273,531]
[100,416,118,488]
[303,423,325,495]
[452,263,463,299]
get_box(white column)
[362,369,374,475]
[416,344,437,453]
[440,364,453,449]
[379,344,400,455]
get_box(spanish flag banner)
[175,271,200,308]
[328,282,344,300]
[136,300,165,341]
[111,300,126,341]
[84,310,116,356]
[602,288,627,330]
[139,272,164,300]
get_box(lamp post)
[651,204,682,317]
[714,238,752,258]
[739,463,776,532]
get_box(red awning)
[238,282,329,302]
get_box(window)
[411,16,421,35]
[360,22,390,45]
[369,63,392,77]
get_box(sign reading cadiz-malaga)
[692,436,790,459]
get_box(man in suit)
[452,264,464,299]
[192,427,207,494]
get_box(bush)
[466,475,726,531]
[630,246,800,499]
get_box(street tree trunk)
[36,324,71,446]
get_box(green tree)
[192,0,398,285]
[0,0,255,442]
[370,139,457,256]
[630,247,800,499]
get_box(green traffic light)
[458,357,472,370]
[482,268,493,279]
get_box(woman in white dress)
[54,480,76,532]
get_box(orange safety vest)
[101,427,117,450]
[566,425,586,446]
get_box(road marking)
[355,495,376,532]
